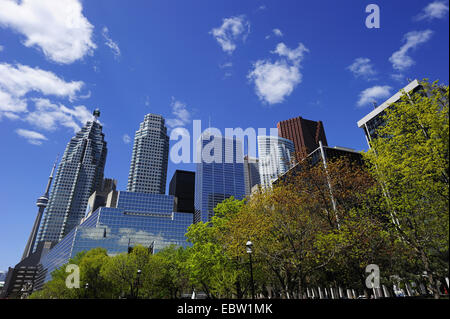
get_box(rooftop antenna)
[93,108,100,122]
[372,101,378,110]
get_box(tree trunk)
[420,249,440,299]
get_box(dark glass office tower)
[127,113,169,194]
[169,170,195,213]
[34,110,107,249]
[277,116,328,159]
[194,133,246,223]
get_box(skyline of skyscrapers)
[31,112,192,289]
[127,113,170,194]
[34,111,107,251]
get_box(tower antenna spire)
[21,156,59,260]
[93,108,100,122]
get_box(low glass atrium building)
[36,191,193,286]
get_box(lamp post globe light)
[246,240,255,300]
[246,240,253,254]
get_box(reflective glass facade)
[243,156,260,196]
[34,120,107,250]
[37,192,193,285]
[194,133,246,223]
[258,135,295,188]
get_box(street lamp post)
[246,240,255,300]
[136,269,142,299]
[84,283,89,299]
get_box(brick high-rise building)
[277,116,328,159]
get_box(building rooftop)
[357,79,420,128]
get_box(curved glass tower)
[258,135,295,188]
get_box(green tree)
[100,245,152,298]
[364,79,449,298]
[29,252,86,299]
[155,245,191,298]
[78,248,111,298]
[185,197,249,298]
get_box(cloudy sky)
[0,0,448,269]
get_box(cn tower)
[21,158,58,260]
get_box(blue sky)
[0,0,448,270]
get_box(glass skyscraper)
[36,191,193,287]
[127,113,169,194]
[258,135,295,188]
[34,112,107,250]
[243,155,260,196]
[194,133,246,223]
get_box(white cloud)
[0,63,83,100]
[347,58,377,80]
[0,63,84,121]
[210,16,250,54]
[415,1,449,21]
[15,128,47,145]
[25,98,94,132]
[102,26,121,59]
[0,44,3,51]
[0,0,96,64]
[0,63,94,136]
[357,85,392,107]
[79,91,91,99]
[166,97,191,128]
[391,73,405,82]
[0,89,27,114]
[219,62,233,68]
[272,42,308,63]
[248,42,308,104]
[258,5,266,11]
[123,134,131,144]
[389,30,433,71]
[272,28,283,37]
[265,29,284,40]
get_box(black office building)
[274,143,364,185]
[169,170,195,214]
[1,241,55,299]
